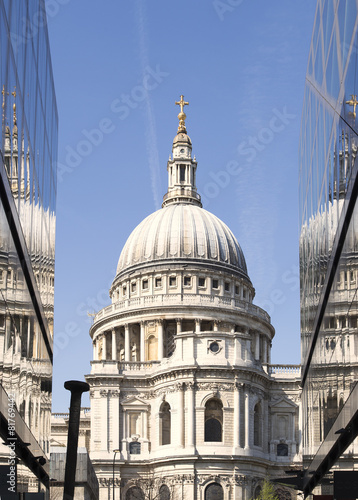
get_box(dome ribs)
[115,204,249,279]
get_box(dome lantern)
[162,95,202,208]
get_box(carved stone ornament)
[120,391,153,402]
[156,383,181,396]
[233,474,247,486]
[175,382,184,391]
[197,382,233,392]
[185,474,195,484]
[99,478,112,487]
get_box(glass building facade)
[299,0,358,495]
[0,0,57,495]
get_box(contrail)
[135,0,162,210]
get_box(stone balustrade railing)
[90,360,300,379]
[93,293,270,324]
[269,364,301,377]
[52,407,91,419]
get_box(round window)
[209,341,220,353]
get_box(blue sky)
[47,1,317,411]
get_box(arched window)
[205,482,223,500]
[254,486,262,499]
[129,441,141,454]
[254,402,262,446]
[277,443,288,456]
[126,487,144,500]
[205,398,223,442]
[160,402,171,445]
[159,484,170,500]
[324,393,338,438]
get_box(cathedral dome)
[116,203,248,279]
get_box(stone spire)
[162,95,202,208]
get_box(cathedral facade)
[85,98,301,500]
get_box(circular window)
[209,341,220,353]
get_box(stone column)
[112,329,117,361]
[102,333,107,361]
[93,341,98,361]
[124,324,130,362]
[291,412,296,454]
[195,319,201,333]
[140,321,145,362]
[158,320,163,360]
[234,382,242,450]
[177,383,184,448]
[143,410,148,440]
[187,382,195,448]
[101,391,109,451]
[176,318,182,334]
[255,332,260,360]
[246,339,251,361]
[234,335,240,365]
[111,391,120,450]
[263,338,267,364]
[214,321,218,332]
[244,386,250,450]
[27,320,31,357]
[267,342,271,364]
[263,397,269,453]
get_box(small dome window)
[209,341,220,353]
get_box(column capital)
[243,383,251,394]
[176,318,183,324]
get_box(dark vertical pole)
[63,380,90,500]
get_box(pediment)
[50,439,66,447]
[121,395,149,409]
[270,396,297,410]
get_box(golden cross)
[175,95,189,113]
[346,94,358,118]
[11,87,16,123]
[2,85,8,110]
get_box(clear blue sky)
[47,1,316,412]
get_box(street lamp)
[113,449,121,500]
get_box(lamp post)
[63,380,90,500]
[113,448,121,500]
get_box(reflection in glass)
[299,4,358,485]
[0,0,57,492]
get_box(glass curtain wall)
[0,0,57,494]
[299,0,358,493]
